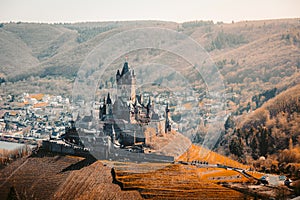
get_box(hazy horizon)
[1,0,299,23]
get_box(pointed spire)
[121,61,129,76]
[107,93,112,104]
[147,96,151,108]
[116,69,121,82]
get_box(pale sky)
[0,0,299,23]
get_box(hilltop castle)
[98,61,171,147]
[53,61,190,162]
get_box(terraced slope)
[0,155,141,199]
[113,163,248,199]
[53,161,142,200]
[111,144,252,199]
[0,142,252,199]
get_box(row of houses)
[0,93,72,140]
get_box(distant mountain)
[0,21,179,81]
[0,19,299,95]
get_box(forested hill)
[216,83,300,179]
[0,19,299,88]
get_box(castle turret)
[116,70,121,82]
[107,93,112,104]
[146,97,151,118]
[99,97,106,121]
[165,103,171,133]
[106,93,113,119]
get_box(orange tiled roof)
[16,102,27,107]
[33,102,48,108]
[29,94,44,101]
[9,111,19,116]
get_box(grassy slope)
[0,28,39,77]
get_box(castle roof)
[121,62,129,76]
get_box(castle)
[98,61,171,147]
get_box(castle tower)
[116,61,136,103]
[113,61,136,121]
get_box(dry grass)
[246,171,264,179]
[0,146,31,167]
[177,144,249,169]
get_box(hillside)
[0,28,39,76]
[216,83,300,176]
[0,155,142,199]
[2,143,294,199]
[0,145,256,199]
[0,19,299,93]
[0,21,179,81]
